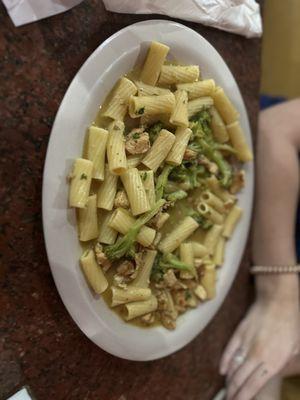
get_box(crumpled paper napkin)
[102,0,262,38]
[2,0,83,27]
[2,0,262,38]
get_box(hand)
[219,278,300,400]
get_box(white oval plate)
[43,20,254,361]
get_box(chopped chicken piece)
[185,291,198,308]
[140,313,155,325]
[183,148,198,160]
[148,211,170,230]
[194,258,203,268]
[116,260,135,277]
[94,243,111,272]
[163,269,178,288]
[160,313,176,330]
[125,128,150,154]
[230,170,245,194]
[173,290,187,313]
[113,274,127,289]
[198,155,218,174]
[194,285,207,301]
[114,190,129,209]
[156,289,169,311]
[180,271,194,280]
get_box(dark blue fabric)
[260,94,286,110]
[260,95,300,262]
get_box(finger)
[220,333,243,375]
[234,363,272,400]
[226,358,261,400]
[226,347,248,382]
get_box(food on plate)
[68,41,253,329]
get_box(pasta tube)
[102,77,137,120]
[201,264,216,299]
[109,208,156,247]
[97,165,118,210]
[69,158,93,208]
[140,41,170,85]
[127,154,143,168]
[107,120,127,175]
[166,127,192,166]
[80,249,108,294]
[135,80,171,96]
[177,79,215,100]
[200,190,226,214]
[131,250,157,288]
[210,106,229,143]
[121,168,150,215]
[78,194,98,241]
[191,242,209,258]
[142,129,175,172]
[139,170,155,207]
[128,93,175,119]
[158,65,199,85]
[227,121,253,162]
[86,126,108,180]
[169,90,189,127]
[203,224,223,255]
[111,286,151,307]
[197,202,224,225]
[98,210,118,245]
[125,295,158,321]
[212,86,239,124]
[223,205,243,238]
[206,175,236,204]
[187,96,214,118]
[213,236,226,266]
[180,242,196,279]
[158,216,199,253]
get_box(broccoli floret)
[155,164,174,201]
[151,252,197,281]
[105,199,165,260]
[169,160,206,190]
[190,109,213,140]
[147,121,164,144]
[199,139,232,188]
[166,190,188,202]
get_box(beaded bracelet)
[250,265,300,274]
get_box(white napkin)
[2,0,83,27]
[103,0,262,38]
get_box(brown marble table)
[0,1,261,399]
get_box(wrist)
[255,273,299,304]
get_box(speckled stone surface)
[0,1,261,399]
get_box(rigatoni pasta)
[102,77,137,120]
[128,93,175,119]
[68,40,252,330]
[142,129,175,172]
[158,65,199,85]
[121,168,150,216]
[86,126,108,180]
[140,41,170,85]
[69,158,93,208]
[78,194,98,241]
[177,79,215,100]
[166,127,192,166]
[107,120,127,175]
[97,166,118,210]
[169,90,189,127]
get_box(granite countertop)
[0,1,261,399]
